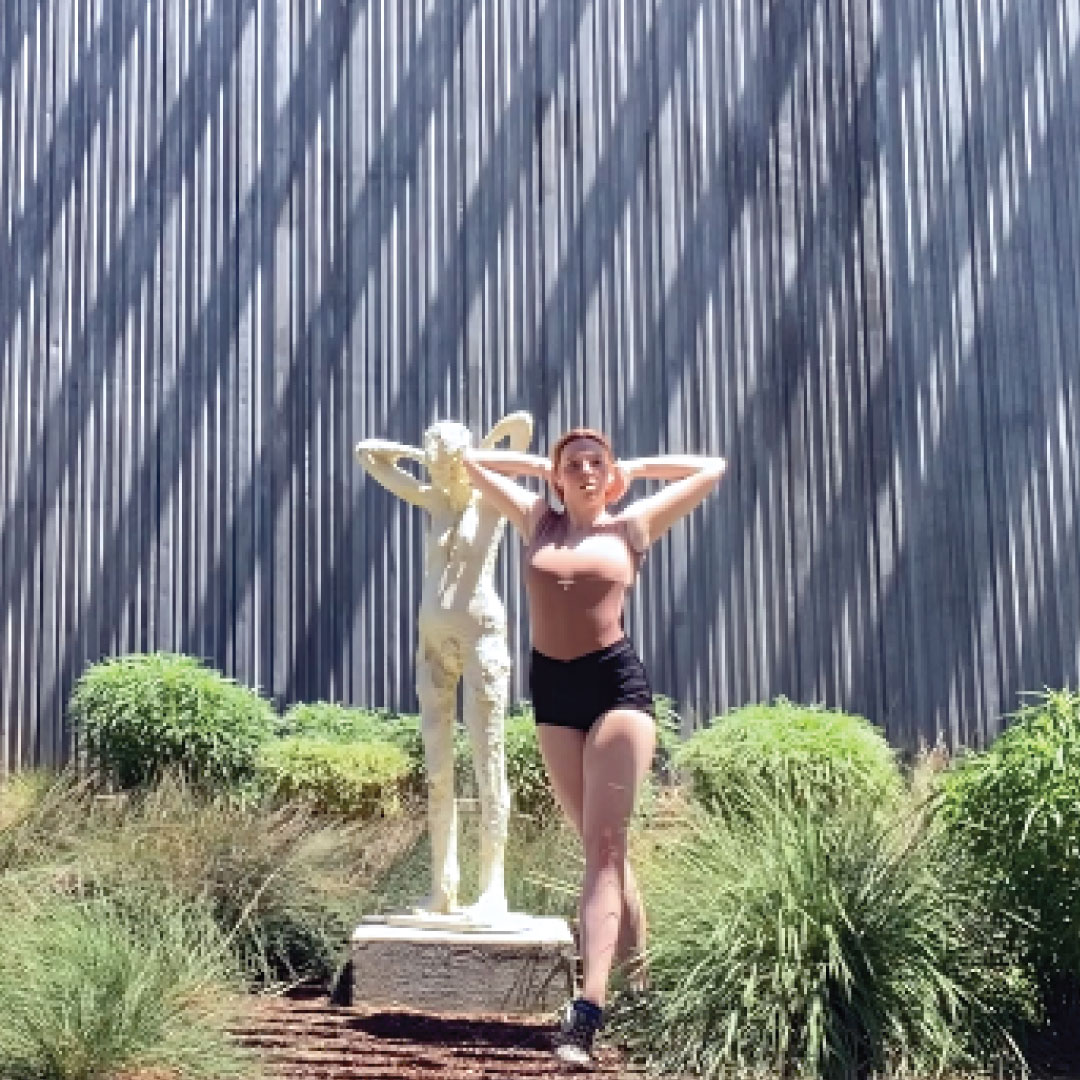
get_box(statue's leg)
[416,636,464,914]
[462,634,512,920]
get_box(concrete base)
[351,914,575,1014]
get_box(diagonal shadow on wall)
[23,0,377,737]
[851,0,1080,745]
[650,0,1080,742]
[286,0,727,704]
[0,0,188,364]
[517,0,835,708]
[701,0,1074,742]
[0,0,259,646]
[9,0,1077,751]
[32,0,588,730]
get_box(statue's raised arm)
[354,437,435,511]
[481,410,534,452]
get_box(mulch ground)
[235,988,1080,1079]
[235,988,648,1079]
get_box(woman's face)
[554,437,614,508]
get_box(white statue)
[354,412,534,923]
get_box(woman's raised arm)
[616,454,727,549]
[462,451,547,539]
[468,447,552,480]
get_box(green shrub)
[280,701,422,753]
[69,653,275,790]
[0,886,246,1080]
[675,698,901,815]
[616,785,1035,1080]
[943,688,1080,994]
[425,704,554,818]
[651,695,683,783]
[256,737,412,818]
[502,704,558,821]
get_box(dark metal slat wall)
[2,0,1079,771]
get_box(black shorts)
[529,638,655,732]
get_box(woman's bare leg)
[536,724,586,834]
[538,722,650,990]
[614,860,648,990]
[579,708,655,1007]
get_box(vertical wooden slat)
[235,0,260,691]
[0,0,11,765]
[40,0,72,764]
[1047,4,1080,687]
[5,0,25,765]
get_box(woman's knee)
[584,822,629,871]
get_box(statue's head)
[423,420,473,500]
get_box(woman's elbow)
[704,457,728,486]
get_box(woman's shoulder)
[609,510,649,555]
[523,501,558,546]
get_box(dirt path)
[236,989,647,1079]
[236,989,1080,1080]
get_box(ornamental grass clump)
[617,784,1035,1080]
[0,886,246,1080]
[70,653,275,790]
[0,773,422,985]
[943,688,1080,1002]
[675,698,902,816]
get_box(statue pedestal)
[350,914,575,1014]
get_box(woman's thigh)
[582,709,656,840]
[536,724,587,836]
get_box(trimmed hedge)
[675,698,902,814]
[278,701,425,782]
[256,737,412,818]
[502,704,557,821]
[69,653,276,789]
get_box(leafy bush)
[651,694,683,783]
[0,886,245,1080]
[0,773,423,985]
[502,704,558,821]
[70,653,276,790]
[280,701,423,755]
[422,703,555,819]
[617,785,1035,1080]
[675,698,901,815]
[257,737,412,818]
[943,688,1080,994]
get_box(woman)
[464,427,726,1066]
